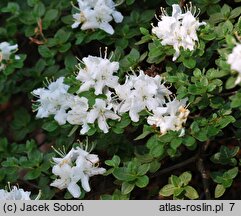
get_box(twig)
[196,140,211,200]
[197,158,211,199]
[218,91,237,97]
[151,153,199,178]
[18,179,40,190]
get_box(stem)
[196,140,211,200]
[151,153,199,178]
[197,158,211,199]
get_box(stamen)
[35,190,42,200]
[195,8,201,18]
[155,14,161,22]
[51,146,66,158]
[75,56,83,63]
[104,47,108,59]
[109,51,114,60]
[99,47,102,58]
[71,1,81,11]
[7,182,11,192]
[115,0,124,7]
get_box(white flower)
[76,55,119,95]
[66,96,90,134]
[51,146,106,198]
[0,184,40,200]
[0,41,19,71]
[152,3,205,61]
[147,98,190,135]
[0,186,34,200]
[87,98,120,133]
[71,0,123,35]
[32,77,72,125]
[115,70,171,122]
[227,44,241,84]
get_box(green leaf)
[59,43,71,53]
[113,168,137,181]
[183,136,196,148]
[211,146,239,166]
[230,92,241,108]
[27,0,38,7]
[0,138,8,152]
[55,29,71,44]
[188,85,207,95]
[105,155,121,167]
[38,45,54,58]
[225,76,236,90]
[140,27,149,35]
[135,175,149,188]
[216,116,235,129]
[146,134,159,148]
[179,172,192,186]
[115,38,129,49]
[1,2,20,14]
[184,186,199,199]
[135,125,153,140]
[137,164,150,176]
[170,175,182,187]
[159,184,175,197]
[214,184,226,198]
[193,129,208,142]
[150,143,164,157]
[44,9,58,22]
[170,138,182,150]
[135,130,152,140]
[183,58,196,69]
[33,2,45,17]
[126,0,135,5]
[42,121,59,132]
[165,0,179,6]
[121,182,135,195]
[174,187,184,197]
[225,167,238,179]
[24,168,41,180]
[2,157,19,167]
[221,4,231,17]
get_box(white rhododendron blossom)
[0,41,20,71]
[76,54,119,95]
[50,146,106,198]
[115,70,172,122]
[72,0,123,35]
[66,96,90,134]
[152,3,206,61]
[32,52,190,136]
[227,44,241,84]
[87,98,120,133]
[147,98,190,136]
[32,77,72,125]
[0,186,41,200]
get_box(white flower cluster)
[115,70,172,122]
[0,41,20,71]
[152,3,206,61]
[33,53,190,136]
[33,55,121,134]
[32,77,73,125]
[72,0,123,35]
[50,146,106,198]
[115,71,189,135]
[227,43,241,84]
[147,98,190,135]
[0,186,39,200]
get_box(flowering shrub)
[1,0,241,200]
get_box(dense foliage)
[1,0,241,200]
